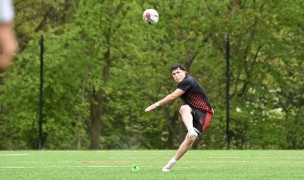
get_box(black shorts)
[191,108,213,134]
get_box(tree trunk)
[88,89,104,149]
[166,110,179,149]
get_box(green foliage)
[0,0,303,150]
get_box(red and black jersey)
[177,75,213,114]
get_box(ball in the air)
[143,9,159,24]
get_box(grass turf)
[0,150,303,179]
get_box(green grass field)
[0,150,303,179]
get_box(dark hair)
[170,64,186,72]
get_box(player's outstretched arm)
[145,89,184,112]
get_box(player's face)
[171,68,186,83]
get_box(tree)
[0,0,303,150]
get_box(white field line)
[73,156,304,160]
[0,165,154,169]
[0,154,29,156]
[190,156,304,159]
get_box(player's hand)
[145,104,157,112]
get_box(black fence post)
[39,35,44,150]
[226,33,230,150]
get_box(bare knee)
[184,134,196,146]
[179,105,192,115]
